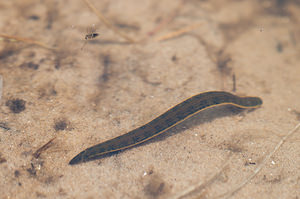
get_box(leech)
[69,91,262,165]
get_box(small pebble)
[271,160,275,165]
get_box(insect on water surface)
[81,24,99,50]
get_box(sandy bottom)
[0,0,300,198]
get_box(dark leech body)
[69,91,262,165]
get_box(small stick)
[214,122,300,199]
[0,33,56,50]
[155,24,201,42]
[33,137,56,159]
[0,123,10,130]
[0,75,2,102]
[82,0,135,43]
[232,73,236,92]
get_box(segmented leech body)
[69,91,262,165]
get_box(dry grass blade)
[172,154,232,199]
[82,0,135,43]
[147,0,184,37]
[0,33,56,50]
[214,122,300,199]
[155,24,201,42]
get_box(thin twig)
[0,123,10,131]
[82,0,135,43]
[214,122,300,199]
[232,73,236,92]
[33,137,56,159]
[155,24,201,42]
[0,33,56,50]
[0,75,2,103]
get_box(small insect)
[81,24,99,50]
[85,29,99,40]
